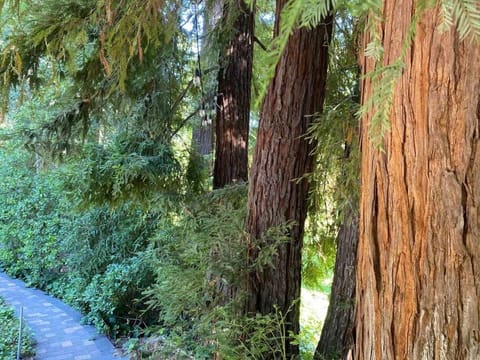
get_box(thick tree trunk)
[315,209,358,360]
[213,0,254,189]
[245,4,333,357]
[356,3,480,359]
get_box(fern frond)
[299,0,337,29]
[361,0,436,146]
[364,37,383,61]
[362,0,384,61]
[452,0,480,40]
[358,61,404,148]
[438,0,454,32]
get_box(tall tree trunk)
[356,3,480,359]
[206,0,254,309]
[315,208,358,360]
[213,0,254,189]
[245,4,333,357]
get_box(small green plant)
[0,298,35,359]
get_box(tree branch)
[254,36,268,51]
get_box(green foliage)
[0,139,166,339]
[302,231,335,291]
[1,0,192,165]
[0,298,35,359]
[50,201,160,338]
[304,7,359,292]
[0,0,183,91]
[439,0,480,40]
[185,148,210,194]
[142,185,248,357]
[63,204,156,278]
[0,145,66,288]
[82,254,155,338]
[0,106,317,359]
[216,305,296,360]
[135,184,306,358]
[69,134,182,206]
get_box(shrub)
[0,149,66,288]
[0,297,35,359]
[82,254,155,338]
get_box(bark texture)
[245,3,333,357]
[213,0,254,189]
[315,209,358,360]
[356,3,480,360]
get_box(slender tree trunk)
[314,208,358,360]
[189,1,219,165]
[213,0,254,189]
[192,124,213,156]
[245,4,333,357]
[356,3,480,359]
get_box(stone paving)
[0,271,127,360]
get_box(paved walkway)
[0,272,126,360]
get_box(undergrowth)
[0,297,35,359]
[0,145,331,358]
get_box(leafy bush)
[0,148,66,288]
[0,144,161,339]
[60,202,157,279]
[82,254,155,338]
[0,297,35,359]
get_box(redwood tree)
[245,3,333,356]
[356,2,480,359]
[213,0,254,189]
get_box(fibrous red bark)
[213,0,254,189]
[245,3,333,356]
[356,3,480,359]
